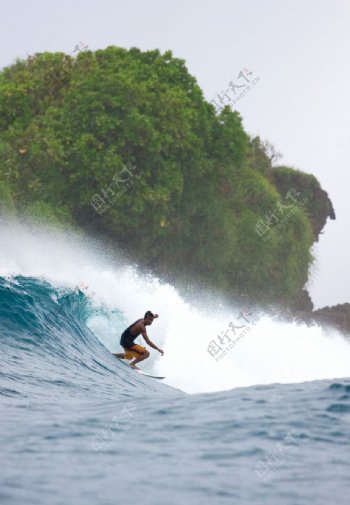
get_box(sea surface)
[1,276,350,505]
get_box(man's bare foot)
[130,364,140,370]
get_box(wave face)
[0,275,168,400]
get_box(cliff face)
[272,170,350,336]
[272,166,336,242]
[290,304,350,340]
[312,304,350,337]
[270,166,336,312]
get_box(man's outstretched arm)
[141,330,164,355]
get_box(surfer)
[114,311,164,369]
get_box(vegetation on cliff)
[0,47,335,304]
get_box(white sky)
[0,0,349,309]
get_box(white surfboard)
[136,370,165,380]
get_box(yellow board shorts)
[123,344,146,360]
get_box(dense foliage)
[0,46,333,304]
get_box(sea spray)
[1,218,350,394]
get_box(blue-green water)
[1,276,350,504]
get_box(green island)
[0,46,336,309]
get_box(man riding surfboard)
[114,311,164,369]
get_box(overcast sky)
[1,0,349,309]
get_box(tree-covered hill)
[0,46,335,305]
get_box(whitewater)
[1,219,350,504]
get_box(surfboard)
[114,356,165,379]
[136,370,165,380]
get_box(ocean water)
[1,221,350,504]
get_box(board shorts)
[123,344,146,360]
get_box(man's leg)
[113,353,126,359]
[129,350,150,369]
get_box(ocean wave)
[0,276,170,400]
